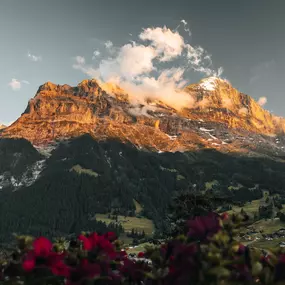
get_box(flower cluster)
[1,212,285,284]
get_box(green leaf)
[208,266,231,278]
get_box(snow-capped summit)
[199,77,230,91]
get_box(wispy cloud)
[8,79,30,91]
[27,51,42,62]
[180,19,191,36]
[72,21,223,110]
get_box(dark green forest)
[1,135,285,242]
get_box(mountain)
[1,77,285,241]
[1,77,285,156]
[0,124,6,130]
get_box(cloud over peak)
[72,21,223,111]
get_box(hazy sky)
[0,0,285,124]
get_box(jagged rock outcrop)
[185,77,285,135]
[1,77,285,157]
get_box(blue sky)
[0,0,284,125]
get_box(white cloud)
[139,26,185,62]
[92,50,100,59]
[119,67,195,110]
[72,22,223,111]
[27,52,42,62]
[257,96,267,106]
[104,40,113,49]
[99,43,157,81]
[8,79,30,90]
[181,19,191,36]
[75,56,85,65]
[8,78,21,90]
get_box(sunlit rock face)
[1,77,285,156]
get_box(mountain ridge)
[1,77,285,158]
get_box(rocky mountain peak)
[2,77,285,157]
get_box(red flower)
[22,238,68,277]
[33,237,53,257]
[47,252,69,277]
[98,236,114,254]
[104,232,117,242]
[221,212,229,220]
[67,262,101,285]
[120,258,150,282]
[187,212,221,240]
[22,257,35,272]
[137,252,145,258]
[78,234,92,251]
[88,233,100,248]
[78,233,100,251]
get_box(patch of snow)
[1,160,45,191]
[104,151,112,167]
[35,144,57,158]
[207,139,213,141]
[211,143,220,146]
[166,134,177,140]
[208,133,218,140]
[199,77,218,91]
[222,141,228,145]
[200,127,214,132]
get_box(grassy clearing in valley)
[228,199,261,215]
[95,214,155,236]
